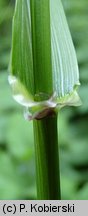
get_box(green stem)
[33,113,61,200]
[30,0,53,95]
[30,0,61,199]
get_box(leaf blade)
[50,0,80,98]
[11,0,34,95]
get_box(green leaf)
[10,0,81,119]
[11,0,34,96]
[50,0,80,97]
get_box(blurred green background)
[0,0,88,200]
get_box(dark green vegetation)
[0,0,88,199]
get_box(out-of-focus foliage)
[0,0,14,70]
[61,0,88,199]
[0,0,88,199]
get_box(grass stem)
[33,113,61,200]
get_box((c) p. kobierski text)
[31,203,74,213]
